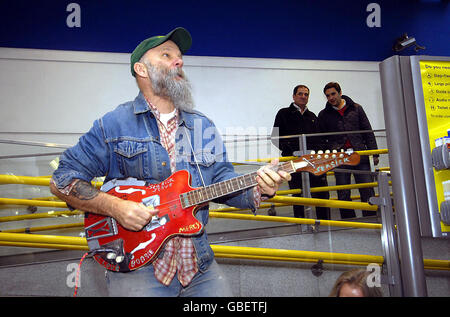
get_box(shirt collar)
[133,91,196,129]
[134,91,179,120]
[332,99,347,111]
[292,103,308,115]
[133,92,151,114]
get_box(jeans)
[105,259,233,297]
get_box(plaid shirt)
[146,98,198,287]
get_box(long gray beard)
[145,62,195,112]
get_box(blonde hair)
[329,268,382,297]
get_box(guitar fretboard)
[179,161,295,208]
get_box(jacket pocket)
[189,150,216,167]
[185,149,217,187]
[113,140,149,179]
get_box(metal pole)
[298,135,313,231]
[370,172,403,296]
[379,55,427,296]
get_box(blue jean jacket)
[52,92,256,272]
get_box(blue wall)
[0,0,448,61]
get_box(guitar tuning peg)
[325,150,330,154]
[310,150,316,154]
[332,154,336,158]
[318,150,323,154]
[339,153,344,158]
[332,150,337,153]
[340,149,344,152]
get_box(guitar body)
[84,170,203,272]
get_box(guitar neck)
[180,161,295,208]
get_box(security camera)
[393,33,425,52]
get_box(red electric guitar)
[84,150,360,272]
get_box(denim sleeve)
[52,119,108,189]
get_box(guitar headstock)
[292,149,360,176]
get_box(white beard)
[145,61,195,112]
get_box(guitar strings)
[140,162,294,214]
[126,155,350,214]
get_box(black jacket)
[271,103,325,156]
[318,95,378,154]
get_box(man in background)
[272,85,330,219]
[318,82,378,219]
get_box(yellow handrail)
[0,174,103,188]
[2,223,84,233]
[212,253,373,267]
[210,203,289,213]
[0,198,67,208]
[0,211,80,223]
[0,232,447,270]
[268,196,379,211]
[0,232,87,246]
[0,175,51,186]
[276,182,382,195]
[209,212,382,230]
[212,244,384,265]
[0,241,89,251]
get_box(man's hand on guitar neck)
[50,179,158,231]
[255,159,291,198]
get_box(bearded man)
[50,27,290,297]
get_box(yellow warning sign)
[420,60,450,233]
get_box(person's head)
[292,85,310,108]
[323,82,342,107]
[131,27,194,111]
[329,269,382,297]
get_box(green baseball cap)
[130,27,192,77]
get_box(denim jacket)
[52,92,256,271]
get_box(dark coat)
[318,95,378,155]
[271,103,325,156]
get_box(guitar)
[84,150,360,272]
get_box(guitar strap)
[183,126,207,188]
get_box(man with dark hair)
[272,85,330,219]
[319,82,379,219]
